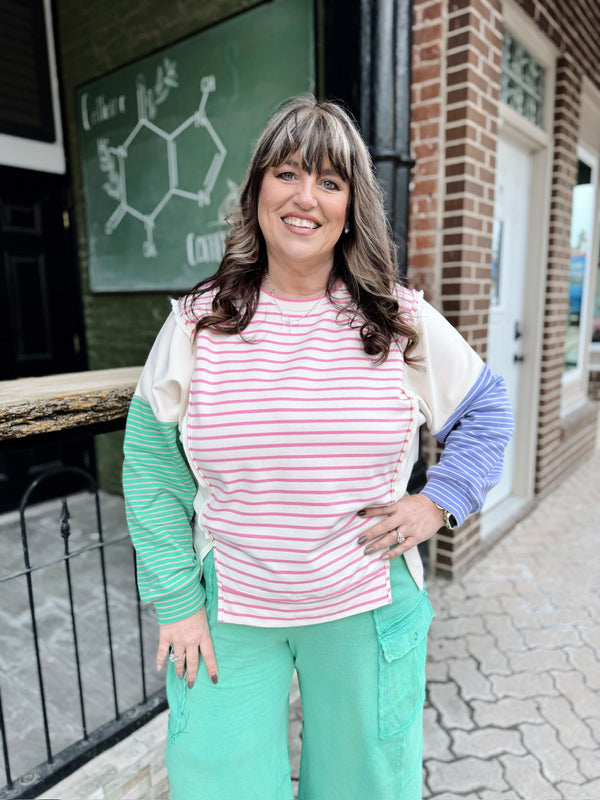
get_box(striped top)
[123,284,513,626]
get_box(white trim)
[482,0,556,518]
[497,103,550,150]
[0,0,65,174]
[502,2,559,65]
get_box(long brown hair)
[184,96,418,363]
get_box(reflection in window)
[592,252,600,345]
[565,160,594,371]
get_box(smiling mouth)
[282,216,320,230]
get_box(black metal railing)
[0,466,166,799]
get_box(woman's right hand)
[156,607,218,688]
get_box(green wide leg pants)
[165,550,433,800]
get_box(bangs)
[260,106,355,182]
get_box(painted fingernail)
[364,546,375,555]
[211,674,219,685]
[357,510,366,517]
[380,552,391,561]
[156,664,162,672]
[357,535,367,545]
[187,680,195,689]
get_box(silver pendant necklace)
[264,273,327,330]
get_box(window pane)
[500,31,546,128]
[565,162,594,371]
[592,254,600,344]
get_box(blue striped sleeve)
[420,364,514,525]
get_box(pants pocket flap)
[378,596,434,663]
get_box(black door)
[0,165,93,510]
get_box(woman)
[123,96,512,800]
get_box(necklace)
[264,273,327,330]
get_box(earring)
[343,221,350,234]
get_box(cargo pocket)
[166,665,191,743]
[374,593,434,739]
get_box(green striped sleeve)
[122,394,205,623]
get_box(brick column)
[536,56,584,494]
[437,0,502,577]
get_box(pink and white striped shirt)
[131,283,487,626]
[178,285,420,625]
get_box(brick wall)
[410,0,503,577]
[536,56,585,493]
[515,0,600,88]
[410,0,600,576]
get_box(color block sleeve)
[123,308,204,623]
[404,297,514,524]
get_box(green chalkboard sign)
[77,0,314,292]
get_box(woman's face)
[257,154,350,277]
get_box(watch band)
[434,503,458,530]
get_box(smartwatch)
[434,503,458,530]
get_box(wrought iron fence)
[0,466,166,799]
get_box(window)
[564,157,596,373]
[591,251,600,347]
[500,30,546,128]
[0,0,55,142]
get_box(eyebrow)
[279,159,343,180]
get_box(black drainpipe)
[321,0,415,277]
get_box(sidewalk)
[36,443,600,799]
[423,444,600,799]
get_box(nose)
[294,175,317,208]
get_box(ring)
[396,529,406,545]
[168,652,186,663]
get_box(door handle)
[514,321,522,340]
[513,354,524,363]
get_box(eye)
[276,170,296,181]
[322,178,340,191]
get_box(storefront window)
[592,254,600,345]
[565,159,595,371]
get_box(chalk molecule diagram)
[97,66,226,258]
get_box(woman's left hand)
[358,494,445,560]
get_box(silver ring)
[396,529,406,545]
[168,652,186,663]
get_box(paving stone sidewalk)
[422,444,600,800]
[35,443,600,799]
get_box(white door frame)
[481,1,556,536]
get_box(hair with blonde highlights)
[185,96,418,363]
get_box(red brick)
[421,81,442,101]
[412,101,442,122]
[412,63,442,84]
[413,22,443,45]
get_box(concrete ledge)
[34,676,303,800]
[0,368,142,442]
[35,711,170,800]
